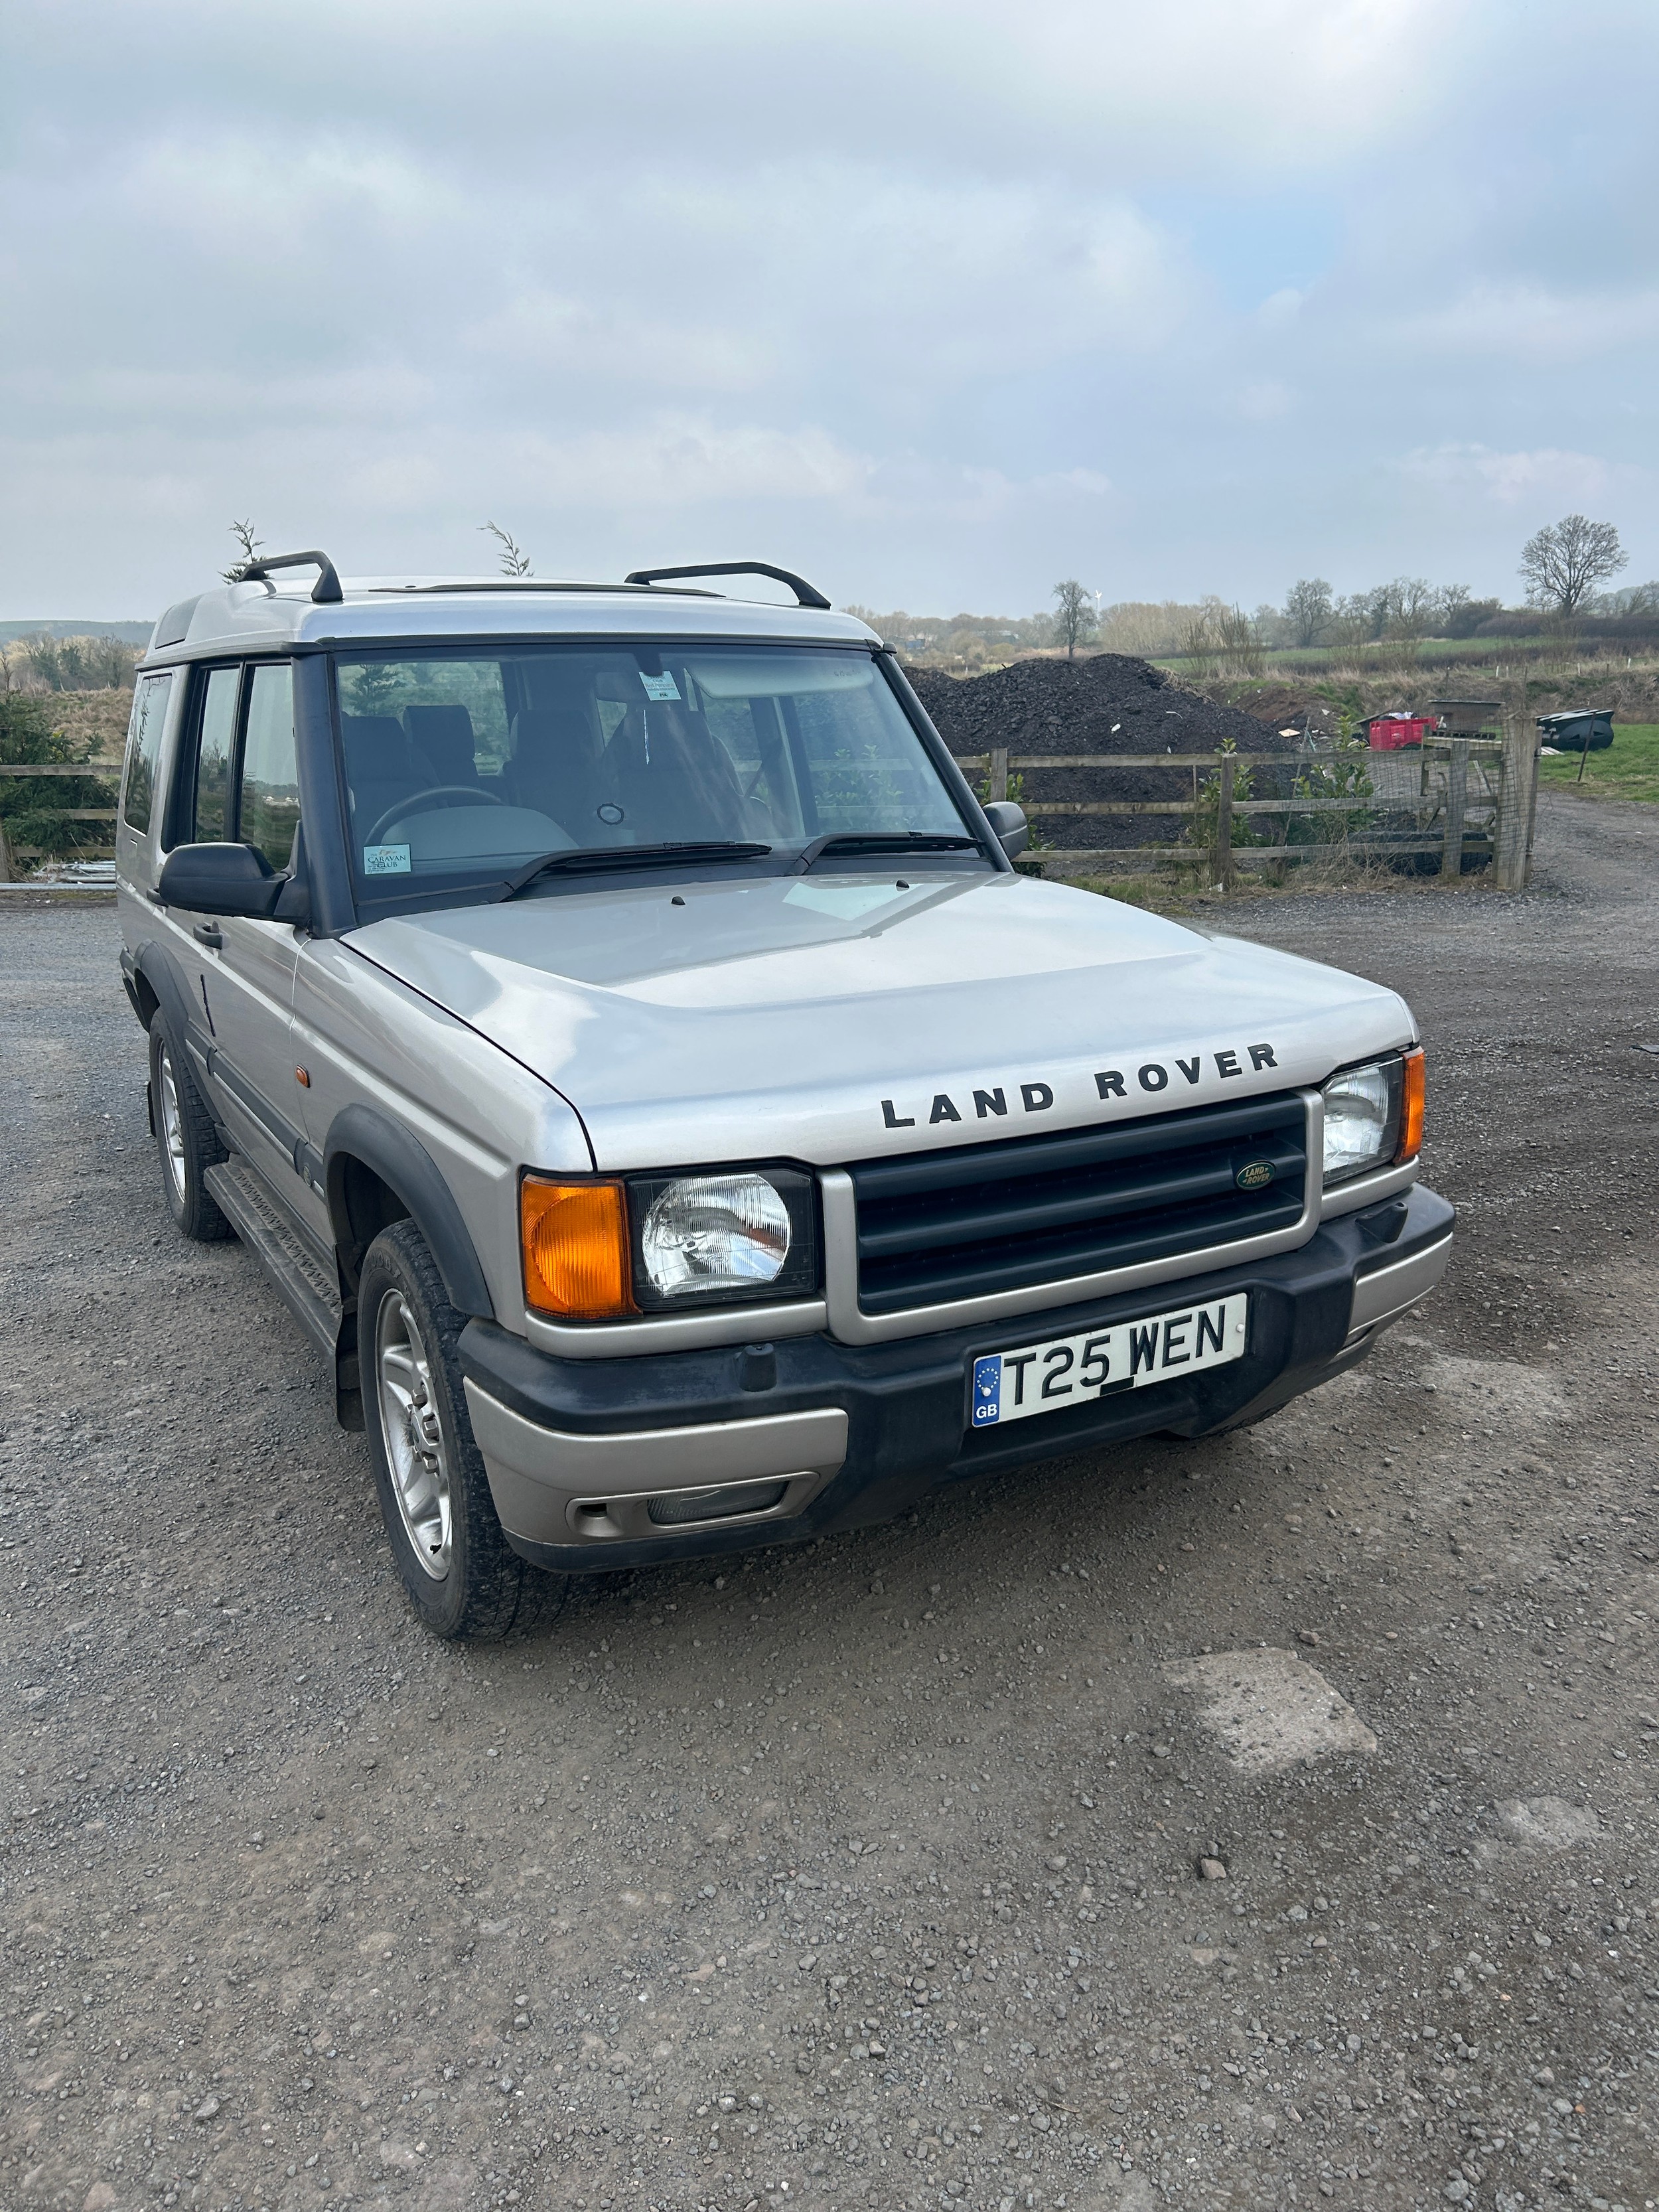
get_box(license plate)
[969,1293,1249,1429]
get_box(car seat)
[340,715,436,840]
[402,705,478,788]
[595,700,756,844]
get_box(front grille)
[849,1091,1309,1315]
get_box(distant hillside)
[0,619,153,644]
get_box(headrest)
[403,704,476,776]
[340,715,418,778]
[510,707,563,749]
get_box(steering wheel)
[364,785,508,848]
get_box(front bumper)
[458,1182,1453,1572]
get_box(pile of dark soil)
[906,652,1293,854]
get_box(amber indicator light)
[520,1176,636,1319]
[1396,1046,1425,1163]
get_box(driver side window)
[239,664,299,871]
[173,659,300,869]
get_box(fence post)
[989,746,1009,804]
[1439,737,1469,880]
[0,816,13,883]
[1214,755,1236,893]
[1494,713,1538,890]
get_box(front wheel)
[360,1218,554,1640]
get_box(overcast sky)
[3,0,1655,619]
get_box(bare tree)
[223,519,265,583]
[481,522,534,577]
[1050,579,1096,661]
[1282,577,1333,648]
[1384,577,1436,667]
[1214,603,1265,678]
[1179,608,1217,677]
[1520,514,1626,616]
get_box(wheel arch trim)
[323,1102,496,1321]
[133,939,197,1047]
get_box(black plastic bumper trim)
[459,1183,1454,1573]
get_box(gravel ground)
[2,796,1656,2212]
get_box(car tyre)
[360,1218,557,1641]
[149,1012,232,1241]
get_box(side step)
[204,1160,341,1361]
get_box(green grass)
[1538,723,1659,804]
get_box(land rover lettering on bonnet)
[115,550,1453,1639]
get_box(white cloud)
[1395,441,1630,506]
[510,417,874,508]
[1,0,1655,612]
[1238,381,1295,421]
[1396,281,1659,361]
[1257,288,1307,327]
[465,293,775,396]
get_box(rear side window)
[119,672,174,834]
[238,664,299,871]
[192,667,240,842]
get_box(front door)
[168,660,320,1228]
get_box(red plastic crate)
[1367,717,1435,751]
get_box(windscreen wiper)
[500,841,772,899]
[792,830,983,874]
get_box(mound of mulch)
[905,652,1294,853]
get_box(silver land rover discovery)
[115,550,1453,1638]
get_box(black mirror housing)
[157,841,284,919]
[983,800,1029,860]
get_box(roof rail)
[236,549,344,605]
[624,561,831,611]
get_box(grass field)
[1151,636,1607,680]
[1539,722,1659,804]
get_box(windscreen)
[334,644,972,896]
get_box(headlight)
[1321,1051,1421,1185]
[630,1167,820,1308]
[642,1173,789,1295]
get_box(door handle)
[193,923,224,949]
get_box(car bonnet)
[342,872,1415,1170]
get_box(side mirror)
[157,841,284,919]
[983,800,1029,860]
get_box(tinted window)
[238,664,299,871]
[334,645,968,897]
[120,672,173,834]
[194,667,240,842]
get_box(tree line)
[859,513,1651,668]
[0,633,141,694]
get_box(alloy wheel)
[374,1291,453,1580]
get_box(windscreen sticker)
[638,671,680,701]
[362,843,411,876]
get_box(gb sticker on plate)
[971,1354,1003,1428]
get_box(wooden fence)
[0,724,1546,892]
[0,761,119,877]
[958,720,1542,893]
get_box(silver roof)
[142,577,879,664]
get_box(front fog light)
[640,1173,792,1297]
[1322,1059,1402,1184]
